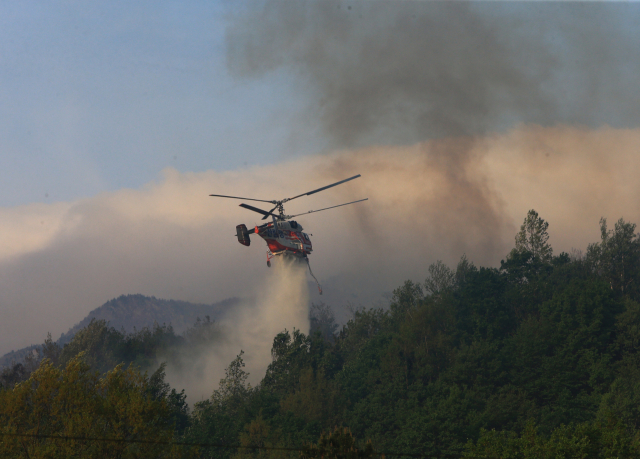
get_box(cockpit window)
[290,221,298,229]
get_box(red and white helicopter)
[209,174,367,291]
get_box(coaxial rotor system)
[209,174,367,220]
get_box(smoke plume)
[226,1,640,149]
[2,125,640,370]
[161,259,310,401]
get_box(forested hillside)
[0,294,238,368]
[58,294,238,344]
[3,211,640,458]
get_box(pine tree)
[515,209,553,263]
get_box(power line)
[0,432,467,458]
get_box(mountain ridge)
[0,294,239,368]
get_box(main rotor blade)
[239,203,281,219]
[285,174,361,202]
[288,198,368,218]
[261,204,279,220]
[209,194,274,204]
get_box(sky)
[0,0,313,206]
[2,1,640,206]
[2,1,640,387]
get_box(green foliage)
[262,330,324,396]
[506,276,619,430]
[58,319,121,371]
[40,332,62,367]
[182,315,223,347]
[184,353,260,459]
[301,427,378,459]
[54,318,187,373]
[148,363,190,434]
[515,209,553,264]
[389,280,423,321]
[7,212,640,458]
[587,217,640,298]
[184,403,239,459]
[424,260,456,297]
[49,315,222,377]
[0,360,35,390]
[0,354,195,458]
[465,420,640,458]
[231,414,294,459]
[310,302,339,343]
[212,351,253,413]
[280,368,338,426]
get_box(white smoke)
[162,258,310,401]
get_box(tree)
[262,330,314,395]
[514,209,553,263]
[0,350,39,389]
[147,363,190,435]
[231,415,291,459]
[454,254,476,288]
[464,421,640,459]
[40,332,61,366]
[183,315,223,346]
[280,368,338,426]
[0,354,194,458]
[0,362,30,390]
[389,280,423,321]
[186,352,257,459]
[309,303,339,343]
[424,260,455,297]
[58,318,120,372]
[300,427,378,459]
[212,351,252,412]
[587,217,640,297]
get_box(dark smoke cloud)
[225,1,640,279]
[226,1,640,148]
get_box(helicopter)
[209,174,367,281]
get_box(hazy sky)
[0,0,312,206]
[2,1,640,368]
[2,1,640,206]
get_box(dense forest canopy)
[3,211,640,458]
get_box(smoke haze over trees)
[3,125,640,358]
[3,3,640,456]
[4,211,640,457]
[3,1,640,369]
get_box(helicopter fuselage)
[236,220,312,258]
[217,173,365,266]
[259,220,313,257]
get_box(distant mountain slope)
[57,294,238,345]
[1,294,239,368]
[0,345,40,370]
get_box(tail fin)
[236,224,251,246]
